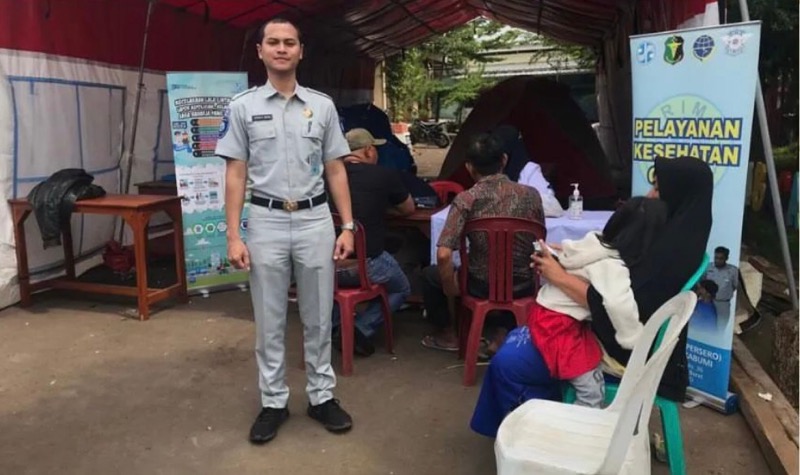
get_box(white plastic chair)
[495,291,698,475]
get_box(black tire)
[434,133,450,148]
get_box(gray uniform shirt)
[215,81,350,201]
[705,263,738,301]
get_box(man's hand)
[227,238,250,270]
[333,231,354,260]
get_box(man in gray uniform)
[705,246,739,323]
[215,17,356,444]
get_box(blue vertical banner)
[630,23,761,407]
[166,72,249,293]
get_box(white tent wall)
[0,49,171,310]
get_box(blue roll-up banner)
[630,22,761,411]
[166,72,249,294]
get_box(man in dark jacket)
[331,128,415,354]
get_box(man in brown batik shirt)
[421,133,545,352]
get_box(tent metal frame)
[120,0,157,242]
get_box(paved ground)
[412,144,449,179]
[0,291,771,475]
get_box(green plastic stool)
[562,254,708,475]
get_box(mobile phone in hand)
[533,241,560,260]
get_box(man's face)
[366,145,379,164]
[257,22,303,74]
[714,252,727,268]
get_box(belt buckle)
[282,200,298,212]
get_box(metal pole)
[737,0,799,310]
[119,0,156,242]
[238,27,250,72]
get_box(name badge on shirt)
[252,114,273,121]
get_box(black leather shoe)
[307,399,353,433]
[353,327,376,356]
[249,407,289,444]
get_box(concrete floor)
[0,290,771,475]
[412,144,449,179]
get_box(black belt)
[251,193,327,212]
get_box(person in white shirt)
[491,125,564,217]
[704,246,738,322]
[518,161,564,217]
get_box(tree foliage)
[385,49,432,122]
[527,36,597,74]
[385,19,536,121]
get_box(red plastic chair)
[429,180,465,205]
[332,215,393,376]
[457,217,546,386]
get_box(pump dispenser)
[568,183,583,220]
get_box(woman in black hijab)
[608,155,713,399]
[545,155,713,400]
[470,156,713,438]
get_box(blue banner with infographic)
[166,72,249,293]
[630,22,761,407]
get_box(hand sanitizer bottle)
[568,183,583,220]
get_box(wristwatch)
[341,221,356,233]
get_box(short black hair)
[255,17,303,45]
[699,279,719,298]
[714,246,730,258]
[465,133,505,176]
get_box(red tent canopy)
[0,0,245,72]
[0,0,712,74]
[153,0,623,55]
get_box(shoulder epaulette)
[230,86,258,102]
[306,88,333,101]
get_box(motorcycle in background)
[409,119,450,148]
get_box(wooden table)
[134,180,177,197]
[8,194,189,320]
[134,181,180,255]
[387,207,442,239]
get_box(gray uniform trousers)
[247,203,336,408]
